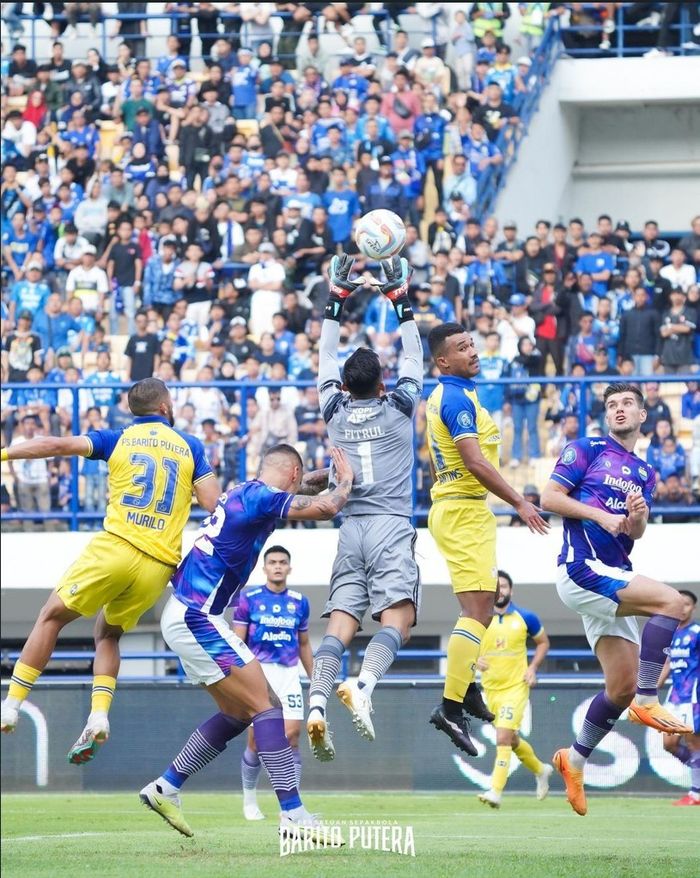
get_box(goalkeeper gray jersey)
[319,383,420,517]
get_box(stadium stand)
[1,2,698,533]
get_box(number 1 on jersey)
[357,441,375,485]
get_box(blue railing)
[0,648,608,685]
[2,373,698,528]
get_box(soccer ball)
[354,209,407,260]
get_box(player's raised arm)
[193,474,223,514]
[456,437,549,534]
[1,435,93,461]
[379,256,424,394]
[318,254,364,415]
[286,448,354,521]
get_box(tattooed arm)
[286,449,354,521]
[297,467,330,496]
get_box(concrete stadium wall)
[0,682,690,794]
[496,56,700,232]
[1,525,697,646]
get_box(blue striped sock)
[163,712,248,789]
[253,707,301,811]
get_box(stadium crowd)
[1,2,699,527]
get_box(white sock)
[357,673,377,697]
[308,697,326,713]
[4,696,21,711]
[243,788,258,807]
[634,694,658,706]
[155,776,180,797]
[285,804,312,821]
[568,746,586,771]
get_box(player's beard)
[494,595,510,609]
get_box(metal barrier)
[2,372,698,528]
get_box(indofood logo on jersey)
[602,474,641,494]
[280,821,415,858]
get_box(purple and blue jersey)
[551,436,656,571]
[171,480,293,616]
[668,622,699,705]
[234,585,309,667]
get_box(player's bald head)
[261,443,303,474]
[128,378,173,419]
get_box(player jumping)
[476,569,553,808]
[0,378,220,763]
[233,545,313,821]
[305,254,423,760]
[658,589,700,806]
[541,382,692,816]
[140,445,353,839]
[425,324,549,756]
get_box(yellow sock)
[91,676,117,715]
[8,661,41,704]
[514,738,544,775]
[443,617,486,703]
[492,745,512,794]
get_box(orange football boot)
[627,701,693,734]
[553,748,587,816]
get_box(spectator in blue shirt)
[356,95,394,143]
[390,130,425,226]
[132,106,165,161]
[59,110,100,158]
[2,212,38,282]
[84,351,121,408]
[364,157,407,218]
[332,57,369,106]
[322,167,360,245]
[231,47,258,119]
[9,262,51,324]
[566,311,603,372]
[465,240,509,302]
[574,231,615,297]
[478,330,510,427]
[143,237,180,314]
[32,294,82,358]
[414,92,447,203]
[648,436,686,482]
[364,291,399,340]
[462,121,502,182]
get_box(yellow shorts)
[428,498,497,593]
[484,684,530,731]
[55,531,175,632]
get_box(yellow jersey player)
[425,323,549,755]
[0,378,221,763]
[476,569,552,808]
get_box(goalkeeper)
[306,254,424,760]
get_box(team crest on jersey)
[562,446,576,464]
[259,604,266,611]
[639,467,648,479]
[287,602,296,613]
[457,411,474,430]
[273,604,281,613]
[621,466,631,475]
[69,584,78,595]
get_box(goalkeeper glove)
[379,256,413,323]
[325,253,363,321]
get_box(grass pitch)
[1,792,694,878]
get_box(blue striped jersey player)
[658,589,700,806]
[542,382,692,816]
[140,444,354,840]
[234,546,314,821]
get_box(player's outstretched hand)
[329,447,354,486]
[596,510,630,537]
[379,256,412,302]
[515,499,550,534]
[329,253,364,299]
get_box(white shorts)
[556,562,640,651]
[261,662,304,721]
[666,699,700,735]
[161,595,255,686]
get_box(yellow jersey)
[84,415,214,566]
[480,602,544,691]
[426,375,501,501]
